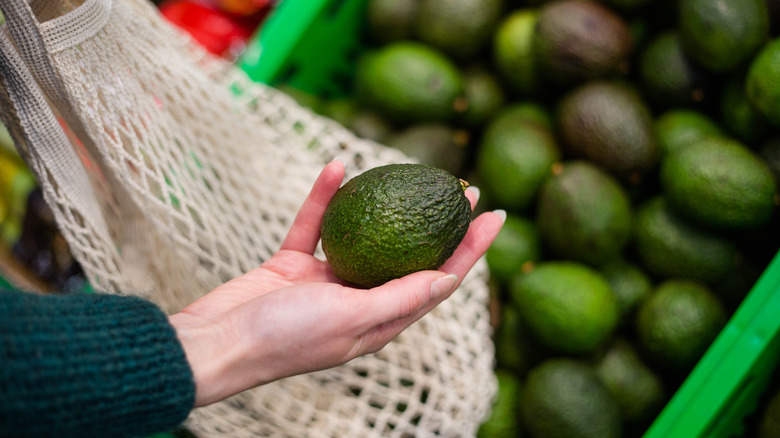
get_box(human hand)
[169,159,504,407]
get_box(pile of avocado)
[278,0,780,436]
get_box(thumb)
[360,271,459,327]
[350,271,459,356]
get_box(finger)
[350,271,461,355]
[364,213,504,339]
[351,209,503,329]
[439,209,505,282]
[352,270,456,329]
[280,159,345,253]
[465,185,480,211]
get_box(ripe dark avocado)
[386,123,469,175]
[321,163,471,288]
[533,0,633,86]
[557,81,659,176]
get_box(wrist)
[168,312,245,406]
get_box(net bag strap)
[0,0,187,296]
[0,0,115,262]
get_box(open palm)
[168,160,503,406]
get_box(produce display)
[272,0,780,436]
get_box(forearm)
[0,288,196,437]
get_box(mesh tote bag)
[0,0,497,436]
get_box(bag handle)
[0,1,114,252]
[0,0,168,295]
[1,0,113,100]
[1,0,64,103]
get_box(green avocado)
[535,161,632,267]
[477,370,523,438]
[353,42,464,125]
[679,0,769,73]
[520,358,622,438]
[660,137,777,229]
[633,196,739,284]
[321,163,471,288]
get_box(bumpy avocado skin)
[321,163,471,288]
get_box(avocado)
[600,258,653,323]
[494,303,545,376]
[533,0,633,86]
[354,42,464,125]
[635,279,727,374]
[720,73,770,145]
[476,112,560,212]
[557,81,659,176]
[535,160,632,266]
[746,37,780,127]
[365,0,420,44]
[386,123,469,175]
[520,358,622,438]
[321,163,471,288]
[347,110,394,143]
[654,109,723,156]
[414,0,505,61]
[490,102,555,132]
[595,339,666,427]
[493,9,540,96]
[638,31,711,109]
[633,197,739,284]
[660,136,777,229]
[319,98,358,127]
[457,66,507,129]
[485,212,541,286]
[477,370,523,438]
[509,261,619,355]
[678,0,769,73]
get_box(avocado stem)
[459,178,469,191]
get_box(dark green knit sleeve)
[0,287,196,437]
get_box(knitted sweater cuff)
[0,288,196,437]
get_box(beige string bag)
[0,0,497,436]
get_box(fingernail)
[330,156,346,165]
[430,274,458,300]
[466,185,480,203]
[493,209,507,224]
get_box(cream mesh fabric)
[0,0,497,436]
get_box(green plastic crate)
[238,2,780,436]
[239,0,367,97]
[645,251,780,438]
